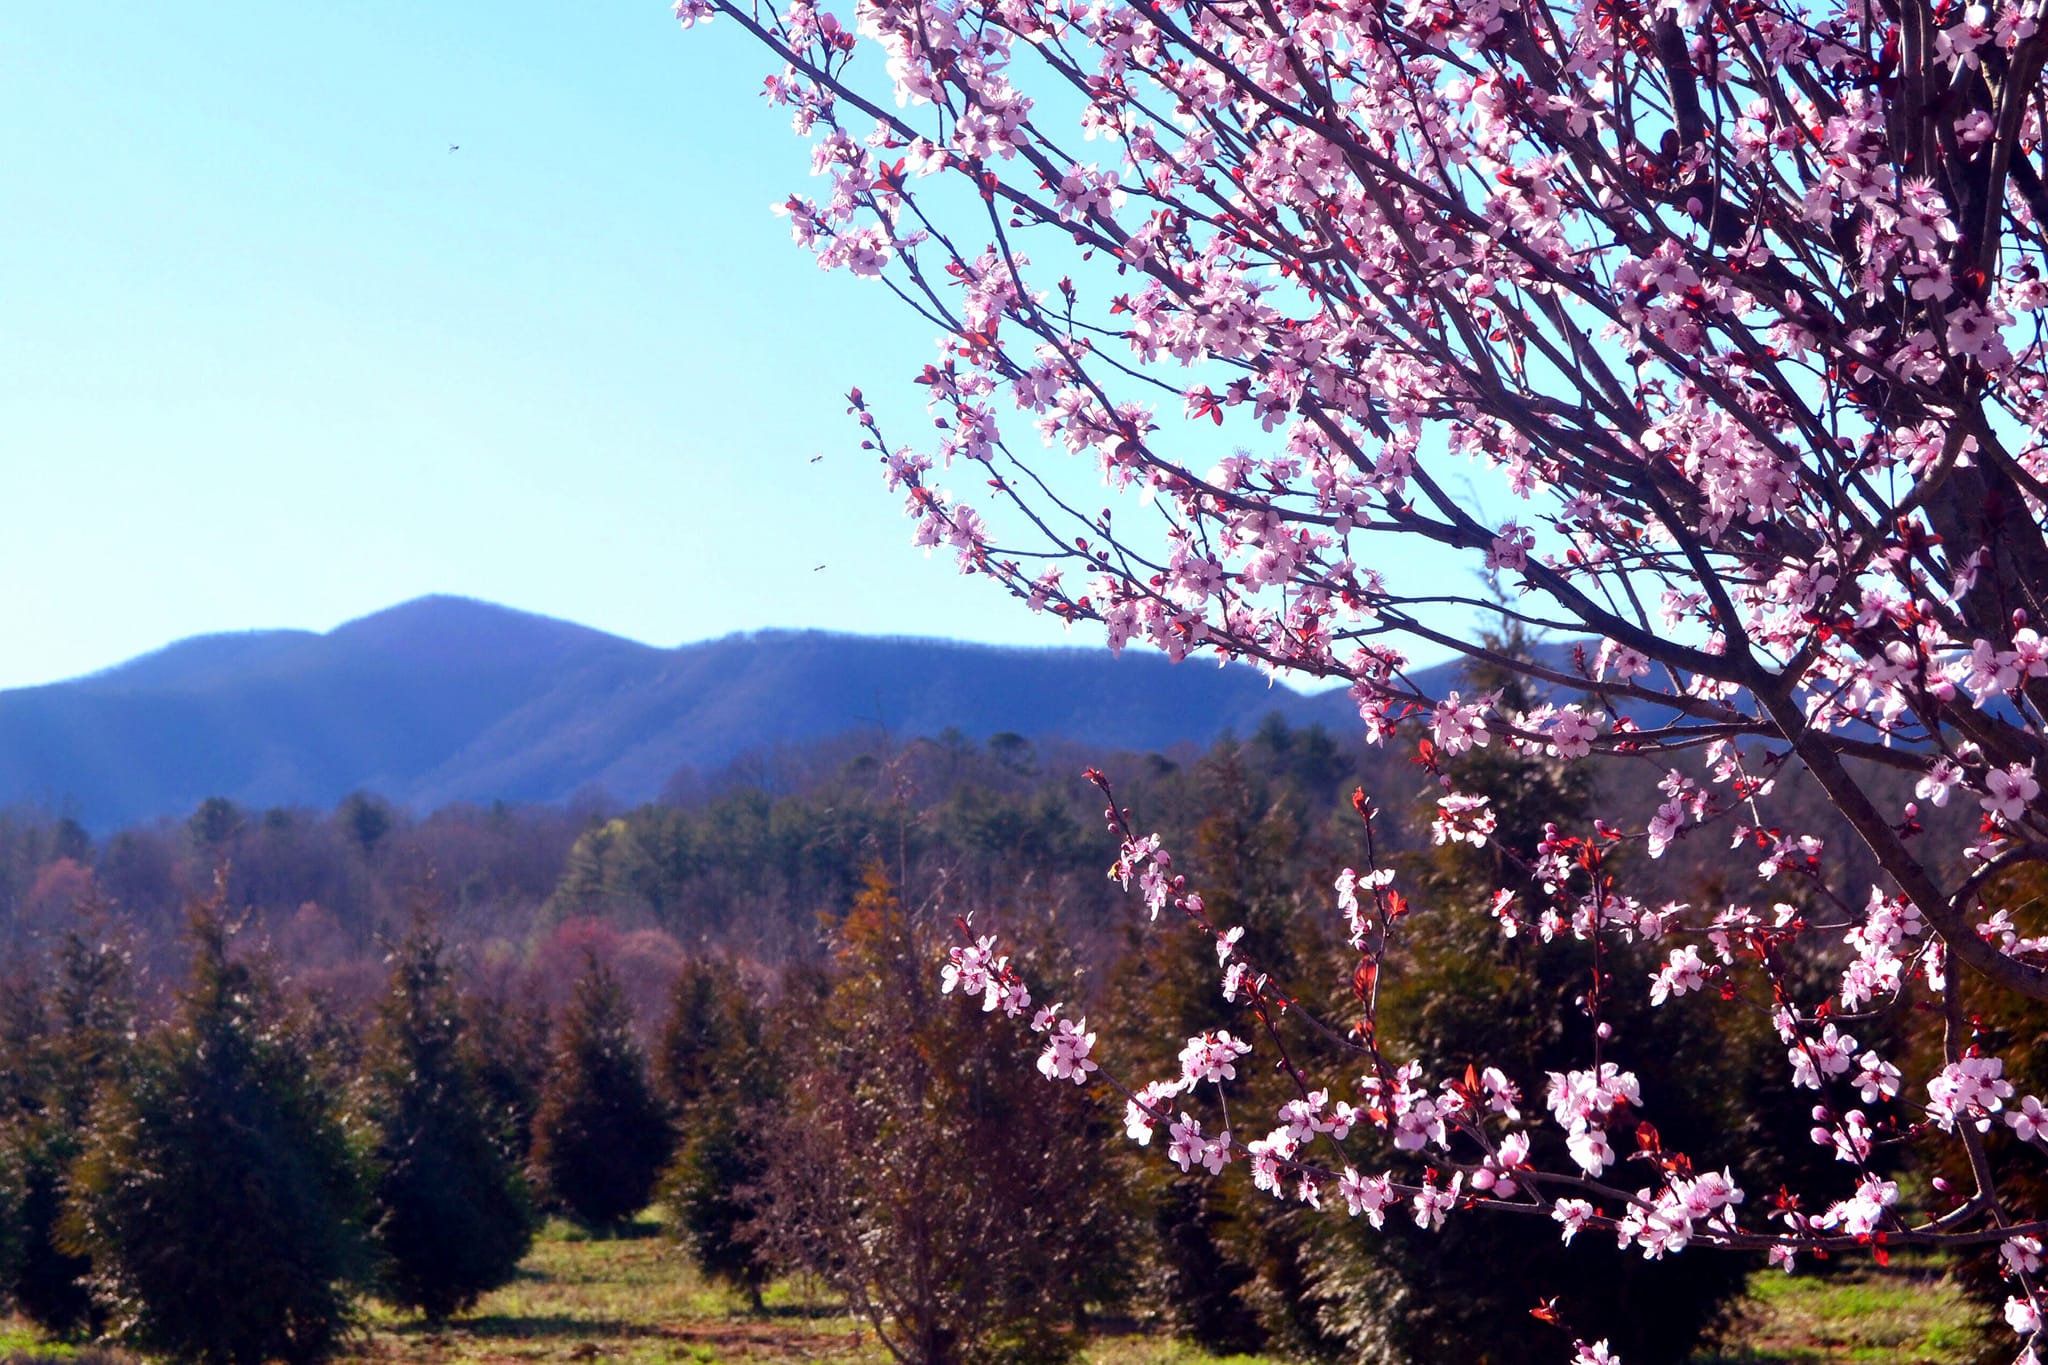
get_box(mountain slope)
[0,596,1369,829]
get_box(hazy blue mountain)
[0,595,1390,829]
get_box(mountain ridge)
[0,596,1375,829]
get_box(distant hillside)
[0,596,1385,829]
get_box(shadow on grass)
[398,1310,852,1341]
[548,1219,664,1244]
[751,1302,849,1323]
[399,1314,668,1343]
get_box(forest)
[0,697,2011,1365]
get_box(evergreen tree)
[364,918,536,1321]
[0,959,39,1323]
[461,979,551,1169]
[751,867,1127,1365]
[0,959,52,1120]
[63,889,366,1365]
[655,958,776,1307]
[656,959,753,1109]
[1302,645,1776,1365]
[1103,738,1339,1357]
[530,956,672,1230]
[0,900,136,1342]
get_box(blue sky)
[2,3,1480,694]
[1,1,1112,689]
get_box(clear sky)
[0,2,1067,689]
[1,4,1462,691]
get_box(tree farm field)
[342,1240,1979,1365]
[0,1219,1966,1365]
[347,1245,1978,1365]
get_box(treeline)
[0,719,1381,1028]
[0,709,1999,1365]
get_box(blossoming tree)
[674,0,2048,1352]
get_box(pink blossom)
[1983,765,2040,824]
[1789,1023,1859,1090]
[2010,1096,2048,1142]
[1472,1131,1531,1197]
[1245,1128,1297,1195]
[1928,1054,2016,1131]
[1036,1017,1099,1084]
[1545,707,1600,759]
[1650,946,1709,1005]
[1178,1030,1253,1086]
[2003,1236,2044,1277]
[943,935,1028,1014]
[1165,1112,1229,1174]
[1124,1080,1184,1145]
[1553,1199,1595,1244]
[940,936,998,1002]
[1412,1173,1460,1230]
[1823,1174,1898,1236]
[1432,792,1497,847]
[1481,1066,1522,1121]
[1854,1053,1903,1104]
[1646,799,1685,859]
[1916,759,1963,807]
[686,0,2048,1327]
[1486,523,1534,571]
[1430,691,1492,756]
[1339,1169,1394,1226]
[1567,1128,1616,1177]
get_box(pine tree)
[751,867,1127,1365]
[461,978,550,1169]
[63,888,366,1365]
[0,900,136,1337]
[1102,737,1339,1358]
[364,918,536,1321]
[655,958,775,1307]
[530,956,671,1230]
[1305,644,1776,1365]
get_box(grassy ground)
[1699,1261,1985,1365]
[349,1219,866,1365]
[0,1222,1999,1365]
[344,1222,1994,1365]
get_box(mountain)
[0,596,1380,830]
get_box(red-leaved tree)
[677,0,2048,1356]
